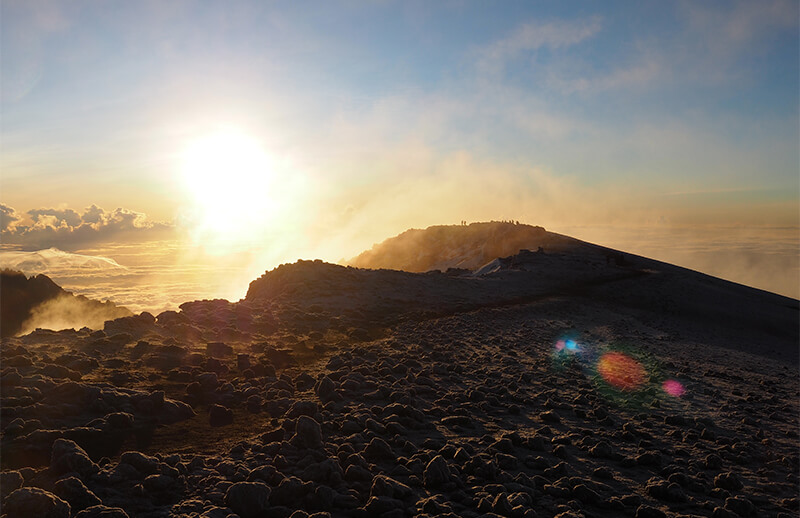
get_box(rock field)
[1,242,798,518]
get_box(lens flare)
[596,351,646,391]
[662,379,686,397]
[554,338,580,353]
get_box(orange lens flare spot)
[596,351,646,391]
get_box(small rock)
[269,476,307,506]
[645,478,687,502]
[592,467,614,479]
[540,410,561,423]
[143,474,179,492]
[364,437,394,461]
[704,454,724,469]
[370,475,413,499]
[286,400,318,418]
[315,376,338,402]
[291,415,323,448]
[209,404,234,427]
[423,455,451,488]
[724,496,757,517]
[225,482,272,518]
[260,426,285,444]
[492,493,513,515]
[345,464,373,482]
[636,451,661,468]
[711,507,738,518]
[572,484,600,505]
[119,451,159,475]
[363,495,404,515]
[74,505,130,517]
[714,472,744,491]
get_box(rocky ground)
[1,246,798,518]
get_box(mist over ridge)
[349,221,555,272]
[0,270,131,337]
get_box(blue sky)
[1,0,798,249]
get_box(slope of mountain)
[0,270,131,337]
[1,228,798,518]
[348,221,577,272]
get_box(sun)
[179,129,278,243]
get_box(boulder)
[224,482,272,518]
[50,438,98,477]
[160,399,196,424]
[53,477,102,513]
[119,451,159,475]
[291,415,322,448]
[3,487,70,518]
[104,412,134,429]
[0,470,24,501]
[363,437,394,461]
[423,455,451,488]
[370,475,413,499]
[315,376,338,402]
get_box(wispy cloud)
[474,16,603,78]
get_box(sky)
[1,0,798,304]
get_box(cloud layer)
[0,203,174,250]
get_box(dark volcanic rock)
[209,404,234,427]
[645,478,687,502]
[207,342,234,357]
[315,376,338,402]
[423,455,451,488]
[74,506,130,518]
[119,451,159,475]
[53,476,102,513]
[225,482,272,518]
[364,437,394,461]
[0,270,131,338]
[3,487,70,518]
[3,224,799,518]
[292,415,323,448]
[269,476,307,506]
[714,472,744,491]
[370,474,413,499]
[0,470,24,501]
[50,438,97,477]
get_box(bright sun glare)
[180,129,278,244]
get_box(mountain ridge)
[0,269,131,337]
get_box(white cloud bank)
[1,203,174,250]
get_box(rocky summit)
[1,238,798,518]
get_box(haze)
[2,1,798,309]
